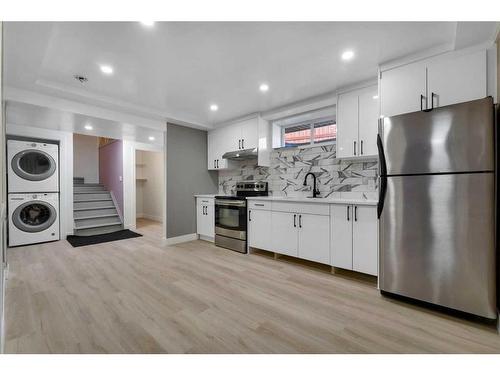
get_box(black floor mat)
[66,229,143,247]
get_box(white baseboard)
[138,214,162,222]
[199,235,214,243]
[164,233,198,245]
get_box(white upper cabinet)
[336,90,359,158]
[239,118,259,150]
[207,127,228,170]
[380,49,487,118]
[380,60,427,118]
[426,50,486,109]
[336,84,379,158]
[207,115,261,170]
[358,86,380,157]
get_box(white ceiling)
[6,101,165,147]
[4,22,498,128]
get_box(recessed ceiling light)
[259,83,269,92]
[84,124,93,130]
[341,50,355,61]
[373,95,379,100]
[210,104,218,112]
[100,65,114,75]
[148,136,155,141]
[140,21,155,27]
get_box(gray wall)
[166,123,218,238]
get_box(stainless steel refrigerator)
[377,96,497,319]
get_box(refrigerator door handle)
[377,133,388,219]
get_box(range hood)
[222,148,258,160]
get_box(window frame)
[280,115,336,148]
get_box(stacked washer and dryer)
[7,138,60,247]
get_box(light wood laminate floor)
[4,224,500,353]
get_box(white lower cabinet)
[271,211,298,257]
[330,204,378,276]
[196,197,214,239]
[248,208,272,251]
[331,204,353,270]
[352,205,378,276]
[298,213,330,264]
[270,210,330,264]
[246,200,378,274]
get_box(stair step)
[74,213,119,221]
[75,219,122,230]
[74,224,123,237]
[74,198,113,203]
[74,187,107,192]
[74,200,116,209]
[74,205,116,211]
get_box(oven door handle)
[215,200,246,207]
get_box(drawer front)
[197,197,214,206]
[248,200,271,210]
[272,201,329,216]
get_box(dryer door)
[11,149,57,181]
[12,201,57,233]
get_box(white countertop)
[195,193,377,205]
[246,196,378,206]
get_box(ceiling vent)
[74,75,88,84]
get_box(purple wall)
[99,140,124,215]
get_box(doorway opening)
[73,134,124,236]
[135,149,164,239]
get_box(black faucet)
[303,172,320,198]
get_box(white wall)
[1,21,6,354]
[136,150,164,222]
[135,150,144,217]
[73,133,99,183]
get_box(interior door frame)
[122,135,166,240]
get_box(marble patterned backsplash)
[218,144,378,199]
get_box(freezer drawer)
[380,97,494,175]
[379,173,496,318]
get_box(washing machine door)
[12,201,57,233]
[11,149,57,181]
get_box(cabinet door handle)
[353,141,357,156]
[430,92,436,111]
[248,210,251,221]
[238,139,241,149]
[360,140,363,155]
[214,159,216,169]
[242,139,244,149]
[298,214,302,228]
[354,206,358,222]
[216,159,219,168]
[347,206,350,221]
[293,214,297,227]
[254,203,265,207]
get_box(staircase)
[73,177,123,236]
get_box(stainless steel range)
[215,181,268,253]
